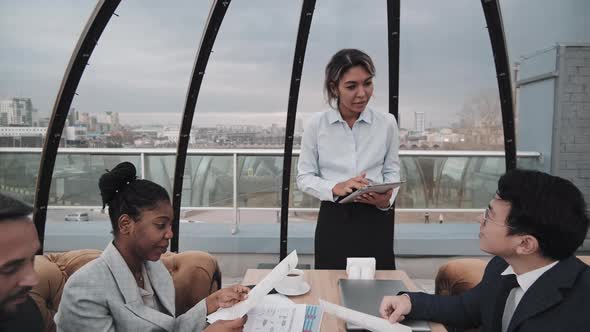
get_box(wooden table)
[242,269,446,332]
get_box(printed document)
[319,299,411,332]
[243,302,306,332]
[207,250,299,323]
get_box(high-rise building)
[105,111,120,130]
[414,112,425,133]
[78,112,89,125]
[0,98,35,126]
[89,116,98,132]
[67,108,77,126]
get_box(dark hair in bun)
[99,162,170,236]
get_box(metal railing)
[0,148,543,232]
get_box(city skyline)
[0,94,503,151]
[0,98,442,131]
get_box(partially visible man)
[380,169,590,332]
[0,193,42,332]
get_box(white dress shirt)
[296,108,400,206]
[139,264,164,312]
[500,260,559,332]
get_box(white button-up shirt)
[500,260,559,332]
[138,264,163,313]
[296,108,400,205]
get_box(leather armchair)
[30,249,221,332]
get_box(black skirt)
[314,201,396,270]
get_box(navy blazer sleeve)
[404,257,506,329]
[405,284,483,328]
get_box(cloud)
[1,0,588,129]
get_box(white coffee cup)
[279,268,305,290]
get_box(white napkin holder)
[346,257,376,280]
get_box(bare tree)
[457,89,502,128]
[455,89,504,148]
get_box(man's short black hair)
[497,169,590,260]
[0,193,34,222]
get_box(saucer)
[275,281,311,296]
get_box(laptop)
[338,279,431,332]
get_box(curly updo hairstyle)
[99,162,170,236]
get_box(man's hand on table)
[379,294,412,323]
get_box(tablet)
[336,181,403,204]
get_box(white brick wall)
[556,46,590,204]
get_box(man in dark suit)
[380,169,590,332]
[0,193,43,332]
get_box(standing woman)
[297,49,401,270]
[56,162,248,332]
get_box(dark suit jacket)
[406,256,590,332]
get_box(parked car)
[65,212,89,222]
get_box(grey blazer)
[55,242,208,332]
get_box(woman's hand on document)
[204,316,248,331]
[206,284,250,314]
[380,294,412,323]
[332,172,370,197]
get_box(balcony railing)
[0,147,542,228]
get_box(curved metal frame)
[386,0,402,269]
[279,0,317,261]
[171,0,231,252]
[387,0,401,120]
[33,0,121,253]
[31,0,517,256]
[481,0,517,171]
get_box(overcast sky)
[1,0,588,128]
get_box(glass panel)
[0,151,544,205]
[5,0,567,255]
[0,1,96,143]
[400,0,504,150]
[237,155,282,208]
[236,155,320,209]
[290,156,321,209]
[145,153,234,224]
[192,0,299,148]
[185,155,234,208]
[68,1,210,149]
[144,154,234,208]
[461,157,504,209]
[0,152,40,205]
[518,156,542,171]
[397,156,428,208]
[434,157,468,208]
[500,0,588,66]
[51,154,141,206]
[143,154,175,195]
